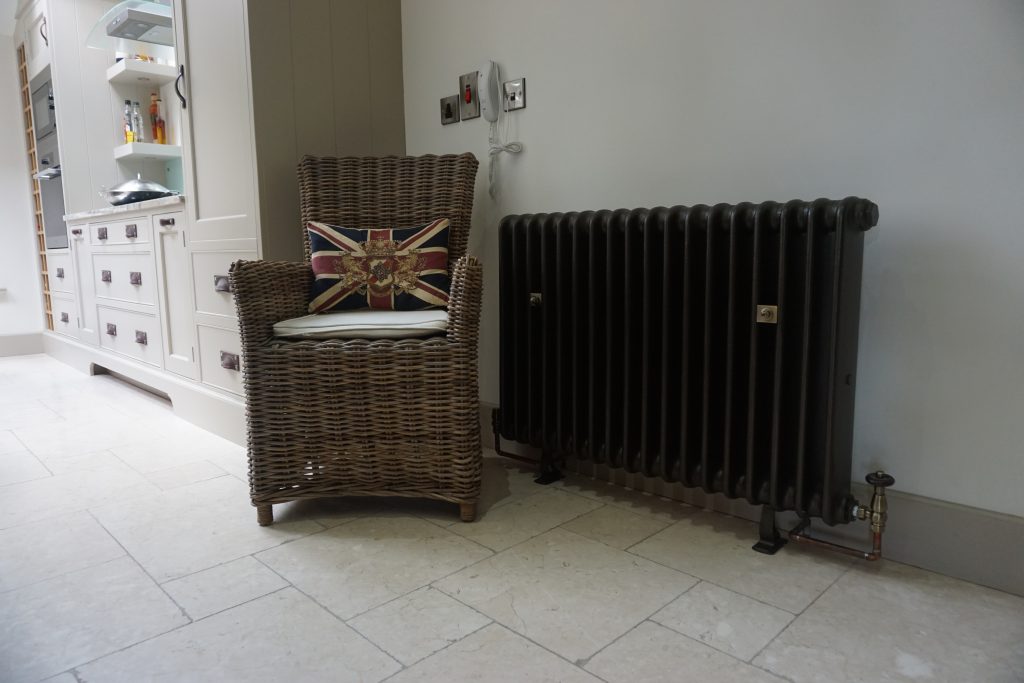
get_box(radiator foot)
[534,453,564,485]
[752,506,787,555]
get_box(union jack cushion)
[307,218,451,313]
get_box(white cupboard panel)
[197,324,243,395]
[153,211,199,379]
[50,292,77,339]
[47,251,74,294]
[191,249,256,320]
[97,306,164,367]
[90,218,151,246]
[69,225,98,345]
[92,252,157,306]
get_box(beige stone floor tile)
[448,488,602,551]
[111,434,242,474]
[389,623,601,683]
[0,556,188,682]
[40,450,125,475]
[435,528,697,662]
[561,503,670,549]
[0,511,125,593]
[651,581,793,661]
[143,460,228,491]
[0,399,63,431]
[14,415,171,460]
[90,476,323,582]
[161,556,289,620]
[0,460,158,530]
[586,621,786,683]
[349,586,492,666]
[753,560,1024,682]
[630,509,851,612]
[0,447,50,486]
[76,588,400,683]
[257,516,492,620]
[0,429,26,454]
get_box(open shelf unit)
[114,142,182,161]
[106,59,177,87]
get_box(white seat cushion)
[273,308,448,340]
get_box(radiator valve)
[855,470,895,534]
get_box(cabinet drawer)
[192,250,255,320]
[92,253,157,305]
[97,306,163,367]
[197,325,243,395]
[50,293,76,338]
[90,218,151,246]
[48,251,73,294]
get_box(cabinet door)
[69,226,98,345]
[172,0,260,244]
[25,0,50,79]
[153,211,199,379]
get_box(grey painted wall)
[401,0,1024,517]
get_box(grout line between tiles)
[249,554,406,673]
[86,509,195,623]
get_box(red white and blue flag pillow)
[307,218,451,313]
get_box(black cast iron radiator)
[496,198,878,531]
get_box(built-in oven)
[30,69,56,141]
[36,134,67,250]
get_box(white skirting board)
[480,403,1024,598]
[0,333,43,357]
[43,332,246,445]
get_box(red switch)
[464,84,472,104]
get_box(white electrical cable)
[487,64,523,198]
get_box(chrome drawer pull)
[213,275,232,293]
[97,227,108,240]
[159,217,176,227]
[125,224,138,238]
[135,330,148,345]
[220,351,240,371]
[101,270,112,283]
[55,267,64,279]
[106,323,117,337]
[60,312,69,323]
[130,271,142,286]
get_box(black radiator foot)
[752,505,787,555]
[534,451,564,485]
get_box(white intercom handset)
[480,60,522,197]
[478,61,501,123]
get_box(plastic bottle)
[149,93,159,142]
[123,99,134,143]
[131,102,145,143]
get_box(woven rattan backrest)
[297,154,479,270]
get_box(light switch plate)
[459,71,480,120]
[440,95,460,125]
[503,78,526,111]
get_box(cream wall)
[0,31,44,340]
[401,0,1024,517]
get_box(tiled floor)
[1,354,1022,683]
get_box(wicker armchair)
[229,154,483,526]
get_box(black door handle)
[175,64,187,109]
[40,17,48,47]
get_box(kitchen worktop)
[64,195,185,222]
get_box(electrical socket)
[503,78,526,111]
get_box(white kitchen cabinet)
[21,0,50,80]
[172,0,259,244]
[68,223,98,345]
[153,210,200,380]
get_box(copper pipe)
[788,525,882,561]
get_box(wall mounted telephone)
[477,61,501,123]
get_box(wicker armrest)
[446,255,483,346]
[230,260,313,349]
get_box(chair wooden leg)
[256,504,274,526]
[459,501,477,522]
